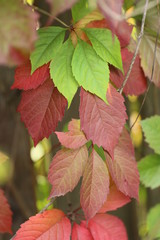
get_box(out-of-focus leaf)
[147,204,160,239]
[0,189,12,234]
[0,0,38,66]
[138,154,160,189]
[141,115,160,154]
[46,0,78,16]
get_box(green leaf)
[72,0,93,23]
[94,144,106,161]
[141,115,160,154]
[147,204,160,239]
[72,39,109,103]
[50,38,78,108]
[138,154,160,189]
[83,28,123,71]
[30,27,66,73]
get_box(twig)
[30,5,70,28]
[131,7,160,130]
[118,0,149,94]
[39,197,56,213]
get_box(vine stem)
[130,4,160,130]
[118,0,149,94]
[30,4,70,28]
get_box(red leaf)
[72,223,93,240]
[0,1,38,66]
[110,48,147,96]
[80,149,110,220]
[18,79,67,146]
[99,183,131,213]
[12,61,50,90]
[105,128,139,199]
[87,213,128,240]
[97,0,123,32]
[48,145,88,198]
[46,0,78,17]
[56,119,88,149]
[80,85,127,159]
[14,209,71,240]
[87,19,133,48]
[0,189,12,234]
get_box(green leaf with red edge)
[139,34,160,88]
[0,189,12,234]
[48,145,88,198]
[97,0,123,32]
[30,27,66,73]
[105,128,139,200]
[0,0,38,66]
[72,39,109,104]
[80,85,127,159]
[46,0,78,17]
[110,48,147,96]
[87,19,133,48]
[11,61,50,90]
[18,78,67,146]
[55,119,87,149]
[87,213,128,240]
[80,149,110,220]
[98,183,131,213]
[14,209,71,240]
[72,223,93,240]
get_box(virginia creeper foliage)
[1,0,160,239]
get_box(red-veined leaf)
[110,48,147,96]
[80,85,127,159]
[0,189,12,234]
[105,128,139,199]
[80,149,110,220]
[18,78,67,146]
[48,145,88,198]
[87,213,128,240]
[72,223,93,240]
[87,19,133,48]
[99,183,131,213]
[97,0,123,32]
[0,0,38,66]
[14,209,71,240]
[12,61,50,90]
[55,119,87,149]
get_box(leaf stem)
[30,5,70,28]
[118,0,149,94]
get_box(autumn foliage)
[0,0,160,239]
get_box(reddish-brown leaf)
[80,85,127,159]
[80,149,110,220]
[98,183,131,213]
[72,223,93,240]
[46,0,78,17]
[0,189,12,234]
[12,61,50,90]
[97,0,123,32]
[48,145,88,198]
[110,48,147,96]
[56,119,88,149]
[18,78,67,146]
[105,128,139,199]
[87,19,133,48]
[14,209,71,240]
[0,0,38,66]
[87,213,128,240]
